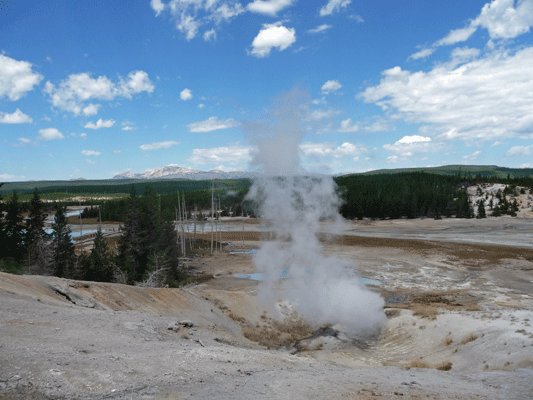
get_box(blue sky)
[1,0,533,181]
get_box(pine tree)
[476,199,486,219]
[52,206,75,277]
[85,230,112,282]
[4,191,25,261]
[25,188,52,273]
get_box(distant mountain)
[113,165,258,181]
[69,177,87,181]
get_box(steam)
[245,88,386,335]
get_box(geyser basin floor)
[2,217,533,399]
[234,269,381,285]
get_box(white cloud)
[0,108,32,123]
[431,0,533,49]
[408,47,435,60]
[321,79,342,94]
[474,0,533,40]
[300,142,366,158]
[113,150,123,154]
[187,116,239,132]
[308,24,332,34]
[0,173,25,181]
[189,145,252,164]
[140,141,180,151]
[203,28,217,41]
[463,150,482,160]
[70,133,87,139]
[85,159,96,165]
[520,163,532,168]
[348,13,364,22]
[319,0,351,16]
[338,118,359,132]
[387,155,399,163]
[81,150,101,156]
[38,128,64,140]
[180,88,193,101]
[247,0,294,16]
[250,22,296,58]
[0,54,43,101]
[308,108,340,121]
[360,47,533,143]
[84,118,116,129]
[17,137,30,143]
[505,144,533,157]
[153,0,244,40]
[397,135,431,144]
[150,0,165,16]
[383,135,444,157]
[435,26,478,47]
[43,70,154,116]
[122,126,136,131]
[198,103,205,109]
[82,103,99,116]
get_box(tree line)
[0,184,184,286]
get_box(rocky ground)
[1,214,533,399]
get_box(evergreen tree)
[52,206,75,277]
[4,192,25,261]
[25,188,52,273]
[477,199,486,219]
[85,230,113,282]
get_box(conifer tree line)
[1,172,532,281]
[0,184,183,286]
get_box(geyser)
[244,88,386,335]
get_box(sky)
[1,0,533,181]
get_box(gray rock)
[179,320,194,328]
[168,322,180,331]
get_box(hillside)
[352,165,533,178]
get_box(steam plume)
[245,88,386,335]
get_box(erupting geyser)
[244,88,386,335]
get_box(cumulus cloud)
[84,118,115,129]
[0,173,25,181]
[250,22,296,58]
[17,137,30,143]
[383,135,444,157]
[319,0,351,16]
[0,55,43,101]
[140,141,180,151]
[463,150,482,160]
[187,116,239,132]
[308,24,332,34]
[338,118,359,132]
[505,144,533,157]
[122,121,137,131]
[81,150,101,156]
[203,28,217,41]
[43,71,154,116]
[411,0,533,59]
[360,47,533,143]
[189,145,252,164]
[150,0,165,16]
[321,79,342,94]
[300,142,366,158]
[152,0,244,40]
[180,88,193,101]
[247,0,294,15]
[38,128,64,140]
[307,108,340,121]
[408,47,435,60]
[0,109,32,123]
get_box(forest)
[1,171,532,284]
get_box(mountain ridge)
[113,165,258,181]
